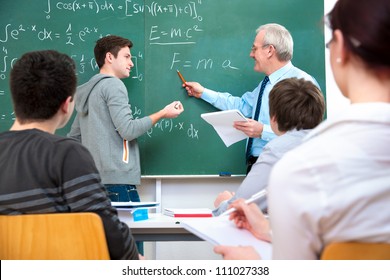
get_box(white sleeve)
[267,151,325,260]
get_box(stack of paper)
[163,208,213,218]
[111,201,159,211]
[201,109,248,147]
[181,215,272,259]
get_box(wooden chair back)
[0,212,110,260]
[321,242,390,260]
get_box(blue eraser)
[132,208,149,222]
[219,172,231,177]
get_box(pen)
[177,70,186,84]
[220,189,267,217]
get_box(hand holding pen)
[225,191,272,242]
[220,189,267,217]
[177,70,204,98]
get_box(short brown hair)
[269,78,325,132]
[94,35,133,68]
[10,50,76,123]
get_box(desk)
[118,212,203,242]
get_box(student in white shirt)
[214,0,390,260]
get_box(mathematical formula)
[147,119,200,140]
[44,0,203,20]
[0,0,241,128]
[130,106,201,140]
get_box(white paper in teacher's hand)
[201,109,248,147]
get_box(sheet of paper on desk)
[201,109,249,147]
[181,216,272,259]
[163,208,213,218]
[111,201,160,210]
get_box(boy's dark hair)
[269,78,325,132]
[10,50,77,124]
[94,35,133,68]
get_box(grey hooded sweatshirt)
[68,74,152,185]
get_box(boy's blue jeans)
[105,184,144,255]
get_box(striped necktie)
[246,76,269,160]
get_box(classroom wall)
[324,0,350,119]
[138,0,349,260]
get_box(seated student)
[214,0,390,259]
[213,77,325,216]
[0,50,139,260]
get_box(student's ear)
[60,96,74,114]
[105,52,114,63]
[333,30,348,65]
[270,115,280,134]
[270,115,277,124]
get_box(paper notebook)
[163,208,213,218]
[201,109,248,147]
[181,215,272,259]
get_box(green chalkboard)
[0,0,325,176]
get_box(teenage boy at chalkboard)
[183,23,319,174]
[212,77,325,216]
[67,35,184,254]
[0,50,140,259]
